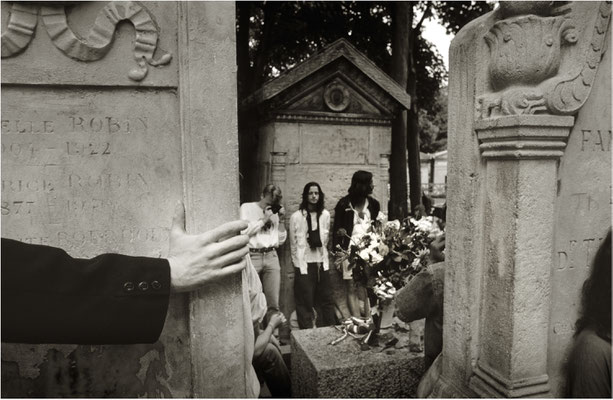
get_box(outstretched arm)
[1,202,249,345]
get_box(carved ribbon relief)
[1,1,172,81]
[476,1,611,119]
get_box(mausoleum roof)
[241,39,411,123]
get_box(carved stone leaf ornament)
[545,2,612,114]
[1,1,172,81]
[476,1,611,119]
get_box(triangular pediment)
[279,74,388,118]
[242,39,410,125]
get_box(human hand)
[267,209,280,225]
[168,201,249,293]
[268,312,287,329]
[263,207,274,223]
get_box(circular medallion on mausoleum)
[324,83,350,112]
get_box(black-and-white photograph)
[1,1,611,398]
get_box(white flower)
[358,249,370,261]
[378,243,389,257]
[386,220,401,230]
[410,216,442,238]
[415,248,429,258]
[370,251,383,264]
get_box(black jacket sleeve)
[1,238,171,344]
[332,199,346,250]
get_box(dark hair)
[575,229,611,340]
[299,182,325,217]
[348,170,373,202]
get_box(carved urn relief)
[476,1,610,119]
[486,14,577,91]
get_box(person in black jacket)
[332,170,382,318]
[1,201,249,344]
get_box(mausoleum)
[240,38,410,322]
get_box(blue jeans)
[250,251,281,317]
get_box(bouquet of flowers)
[334,216,442,303]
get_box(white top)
[289,209,330,275]
[349,198,386,244]
[245,254,267,325]
[241,254,266,398]
[240,202,287,249]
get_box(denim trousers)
[253,341,291,398]
[250,251,281,317]
[294,263,336,329]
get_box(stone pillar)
[179,3,252,397]
[379,154,390,214]
[469,116,573,397]
[428,2,611,398]
[1,2,250,397]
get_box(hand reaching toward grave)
[167,201,249,293]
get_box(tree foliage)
[237,1,492,147]
[239,2,454,118]
[419,86,448,153]
[432,1,494,34]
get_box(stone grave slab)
[291,327,424,398]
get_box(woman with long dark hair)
[567,228,611,398]
[289,182,336,329]
[332,170,383,318]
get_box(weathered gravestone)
[429,1,611,397]
[291,327,424,398]
[2,2,253,397]
[240,38,410,325]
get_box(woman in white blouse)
[289,182,336,329]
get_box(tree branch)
[413,2,432,33]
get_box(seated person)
[253,312,290,398]
[244,255,291,398]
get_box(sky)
[422,18,453,70]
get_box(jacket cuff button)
[151,280,162,290]
[138,281,149,291]
[123,282,135,292]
